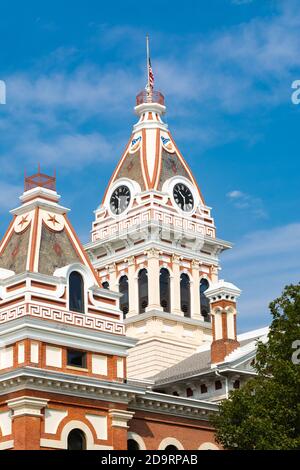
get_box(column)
[7,396,48,450]
[126,256,138,317]
[171,254,183,315]
[109,409,135,450]
[211,265,219,283]
[107,263,117,292]
[145,249,163,312]
[191,260,202,320]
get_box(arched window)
[69,271,84,313]
[138,269,148,314]
[102,281,109,289]
[119,275,129,317]
[180,273,191,317]
[160,268,170,312]
[165,445,179,451]
[186,387,194,397]
[67,429,86,450]
[200,278,210,321]
[128,439,140,451]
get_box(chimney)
[205,280,241,365]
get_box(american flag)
[148,58,154,90]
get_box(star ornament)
[18,214,29,228]
[47,214,60,226]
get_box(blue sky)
[0,0,299,332]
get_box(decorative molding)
[7,396,48,417]
[0,302,124,336]
[44,408,68,434]
[40,420,112,450]
[127,432,146,450]
[0,369,143,405]
[158,437,184,450]
[109,409,135,428]
[85,414,107,440]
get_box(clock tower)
[85,86,232,380]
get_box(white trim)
[0,440,14,450]
[158,437,184,450]
[40,420,113,450]
[198,442,219,450]
[127,432,146,450]
[0,314,133,355]
[7,396,48,417]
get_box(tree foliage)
[211,283,300,450]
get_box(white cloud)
[226,189,267,219]
[221,223,300,331]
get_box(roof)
[152,327,269,386]
[0,175,100,284]
[101,95,205,204]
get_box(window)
[200,384,208,394]
[172,391,179,396]
[69,271,84,313]
[119,275,129,317]
[160,268,170,312]
[215,380,222,390]
[138,269,148,313]
[102,281,109,289]
[180,273,191,317]
[186,387,194,397]
[128,439,140,451]
[165,445,179,451]
[233,380,240,389]
[67,429,86,450]
[200,278,210,321]
[67,349,87,369]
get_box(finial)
[24,166,56,192]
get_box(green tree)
[211,283,300,450]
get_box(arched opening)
[119,275,129,317]
[138,269,148,313]
[165,445,179,451]
[160,268,170,312]
[69,271,85,313]
[200,278,210,321]
[67,428,86,450]
[180,273,191,317]
[102,281,109,289]
[128,439,140,451]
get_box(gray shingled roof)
[151,329,269,387]
[152,349,211,386]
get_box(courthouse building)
[0,81,267,450]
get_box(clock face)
[173,183,194,212]
[110,185,131,215]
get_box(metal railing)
[136,90,165,106]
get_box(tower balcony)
[136,90,165,106]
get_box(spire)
[134,36,166,131]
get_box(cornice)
[0,367,146,404]
[130,391,218,421]
[125,309,212,330]
[0,316,136,355]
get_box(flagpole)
[146,34,150,94]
